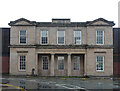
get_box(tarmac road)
[0,76,120,91]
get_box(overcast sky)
[0,0,119,27]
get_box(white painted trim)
[57,30,65,45]
[96,30,104,45]
[96,56,104,72]
[42,56,49,70]
[18,55,26,71]
[40,30,48,45]
[19,30,27,45]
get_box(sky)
[0,0,119,27]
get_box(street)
[1,76,120,91]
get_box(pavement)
[1,75,120,91]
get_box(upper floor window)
[73,56,80,70]
[19,55,26,71]
[74,31,81,44]
[96,56,104,71]
[58,56,64,70]
[19,30,26,44]
[41,30,48,44]
[96,30,104,45]
[57,31,65,44]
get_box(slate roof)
[36,22,86,27]
[86,18,115,26]
[9,18,115,27]
[9,18,36,26]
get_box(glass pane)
[74,31,81,44]
[20,30,26,44]
[42,57,48,70]
[41,31,48,37]
[58,56,64,70]
[58,31,64,44]
[19,56,26,70]
[96,56,104,71]
[58,31,64,37]
[58,37,64,44]
[41,31,48,44]
[96,31,103,44]
[73,56,80,70]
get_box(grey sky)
[0,0,119,27]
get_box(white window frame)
[57,30,65,45]
[40,30,48,45]
[18,55,26,71]
[96,30,104,45]
[96,56,104,72]
[74,30,81,45]
[57,56,64,70]
[19,30,27,44]
[73,56,80,70]
[42,56,49,70]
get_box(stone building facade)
[9,18,114,76]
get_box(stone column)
[51,53,55,76]
[84,54,87,76]
[35,53,38,75]
[68,53,71,76]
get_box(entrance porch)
[36,53,86,76]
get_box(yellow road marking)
[42,77,46,79]
[2,84,27,91]
[61,78,66,80]
[82,78,86,80]
[101,78,104,80]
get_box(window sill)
[96,70,104,72]
[19,70,26,72]
[96,44,104,45]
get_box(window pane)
[20,30,26,44]
[74,31,81,44]
[58,31,64,37]
[58,37,64,44]
[19,56,26,71]
[41,31,48,44]
[58,56,64,70]
[42,56,48,70]
[96,56,104,71]
[96,31,104,44]
[73,56,80,70]
[58,31,64,44]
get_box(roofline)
[8,18,115,27]
[52,18,70,20]
[113,28,120,29]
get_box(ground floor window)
[96,56,104,71]
[58,56,64,70]
[42,56,49,70]
[73,56,80,70]
[19,55,26,71]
